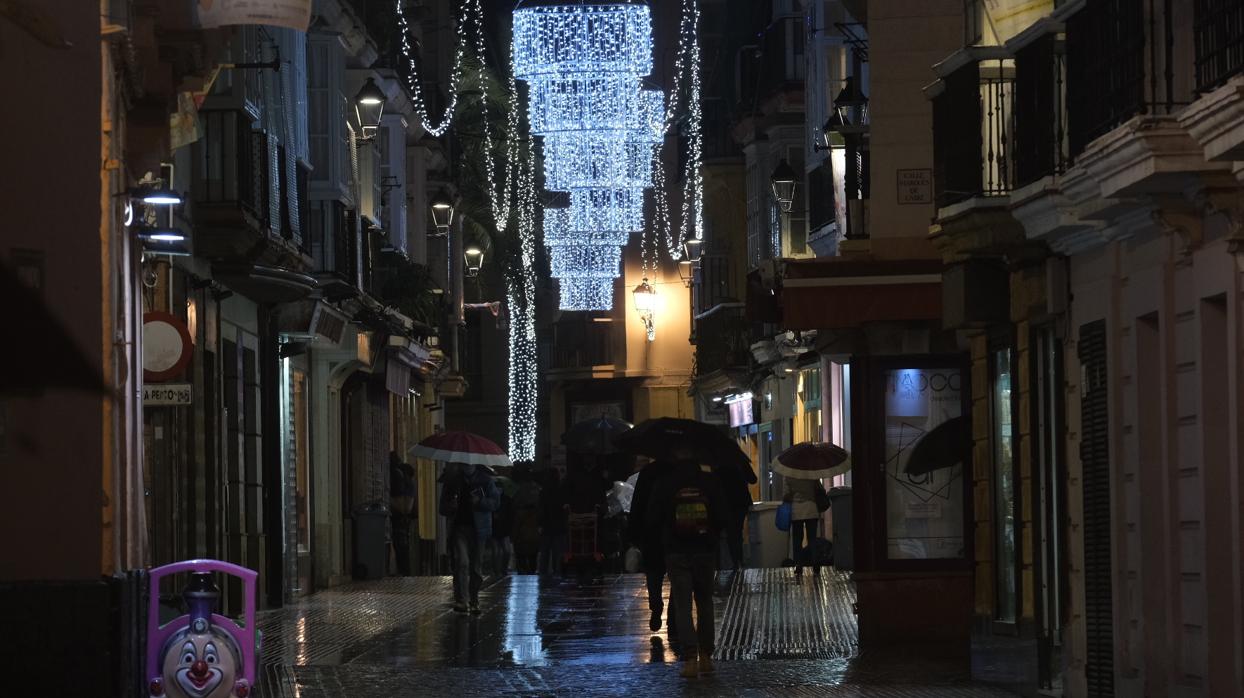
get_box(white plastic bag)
[624,546,642,573]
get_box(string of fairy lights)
[394,0,704,457]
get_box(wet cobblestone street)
[257,570,1017,697]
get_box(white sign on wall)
[197,0,312,32]
[144,384,193,406]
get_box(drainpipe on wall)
[448,213,464,374]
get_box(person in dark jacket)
[389,452,417,576]
[538,468,569,576]
[628,460,675,633]
[646,455,729,679]
[439,463,500,613]
[714,463,753,570]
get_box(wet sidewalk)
[256,570,1017,697]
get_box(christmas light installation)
[395,0,471,138]
[512,3,653,79]
[517,2,664,310]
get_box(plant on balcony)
[373,249,445,331]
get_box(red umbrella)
[773,442,851,480]
[409,430,512,467]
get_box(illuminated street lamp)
[632,277,657,341]
[682,237,703,265]
[677,260,694,288]
[464,247,484,277]
[770,159,797,213]
[354,77,387,139]
[430,189,454,234]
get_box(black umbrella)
[561,415,633,455]
[904,415,969,476]
[615,417,756,484]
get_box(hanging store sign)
[196,0,312,32]
[143,311,194,383]
[144,383,193,406]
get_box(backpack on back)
[671,485,712,539]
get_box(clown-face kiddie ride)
[146,560,259,698]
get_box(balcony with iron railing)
[737,16,806,114]
[550,316,616,372]
[193,110,271,257]
[1013,32,1070,189]
[1194,0,1244,92]
[693,304,753,377]
[931,53,1016,210]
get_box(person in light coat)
[782,477,823,578]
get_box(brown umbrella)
[773,442,851,480]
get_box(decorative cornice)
[1178,74,1244,162]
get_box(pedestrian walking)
[389,451,416,576]
[782,477,825,578]
[715,461,753,570]
[628,460,675,633]
[512,466,543,573]
[491,479,516,576]
[439,463,500,613]
[538,468,569,576]
[647,453,728,679]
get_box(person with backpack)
[389,452,416,576]
[646,452,729,679]
[439,462,500,613]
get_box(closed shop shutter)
[1079,320,1114,696]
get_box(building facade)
[929,0,1244,694]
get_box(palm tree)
[451,55,541,461]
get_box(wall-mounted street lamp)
[632,277,657,342]
[430,189,454,235]
[677,260,694,288]
[770,159,797,213]
[813,113,844,152]
[354,77,387,140]
[464,246,484,277]
[136,186,183,206]
[682,237,703,265]
[833,76,869,132]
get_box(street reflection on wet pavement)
[257,570,1017,696]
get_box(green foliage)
[373,250,444,328]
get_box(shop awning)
[773,258,943,330]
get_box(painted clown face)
[161,627,239,698]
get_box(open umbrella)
[409,430,512,467]
[904,415,969,476]
[773,442,851,480]
[561,415,632,455]
[615,417,756,483]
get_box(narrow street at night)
[7,0,1244,696]
[256,571,1013,697]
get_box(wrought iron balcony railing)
[933,55,1016,209]
[1194,0,1244,92]
[1014,33,1070,187]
